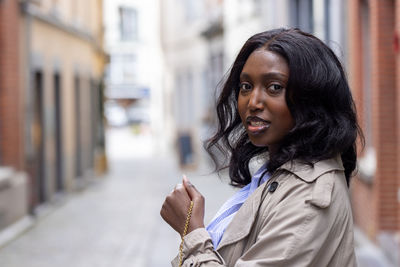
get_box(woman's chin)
[249,139,269,148]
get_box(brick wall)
[349,0,399,240]
[396,0,400,233]
[348,0,376,238]
[0,0,23,170]
[371,0,398,232]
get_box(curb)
[0,216,34,249]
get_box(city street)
[0,127,235,267]
[0,0,399,266]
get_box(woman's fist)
[160,175,205,235]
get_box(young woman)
[160,28,363,266]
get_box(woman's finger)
[183,175,201,200]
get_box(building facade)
[0,0,29,232]
[0,0,110,240]
[19,0,107,212]
[161,0,213,167]
[349,0,400,265]
[161,0,347,167]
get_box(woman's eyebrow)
[239,73,251,80]
[240,72,288,80]
[262,72,288,80]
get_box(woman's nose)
[248,88,264,111]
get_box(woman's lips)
[246,116,270,134]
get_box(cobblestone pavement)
[0,128,235,267]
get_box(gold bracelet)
[178,201,194,267]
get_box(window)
[119,7,138,41]
[237,0,253,22]
[324,0,331,43]
[358,0,376,180]
[290,0,314,33]
[175,70,195,128]
[183,0,204,22]
[209,50,224,90]
[121,54,137,82]
[253,0,262,16]
[110,54,137,83]
[361,0,372,148]
[184,0,196,21]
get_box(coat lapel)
[217,181,267,250]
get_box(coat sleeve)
[171,228,226,266]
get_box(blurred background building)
[160,0,348,167]
[0,0,107,234]
[349,0,400,265]
[161,0,213,168]
[0,0,28,233]
[103,0,165,153]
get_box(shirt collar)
[248,164,269,193]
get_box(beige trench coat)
[172,156,357,267]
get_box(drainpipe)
[21,0,33,160]
[20,0,35,213]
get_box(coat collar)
[216,156,344,250]
[278,155,344,183]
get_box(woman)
[160,28,363,266]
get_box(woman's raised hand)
[160,175,205,236]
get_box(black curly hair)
[205,28,364,187]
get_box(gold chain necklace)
[178,201,194,267]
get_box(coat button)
[268,181,278,192]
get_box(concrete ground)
[0,127,395,267]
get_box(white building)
[103,0,165,150]
[161,0,217,166]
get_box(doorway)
[33,71,46,204]
[74,75,83,179]
[54,73,63,192]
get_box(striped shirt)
[206,165,270,248]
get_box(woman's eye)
[239,82,252,91]
[268,84,284,93]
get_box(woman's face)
[237,49,294,154]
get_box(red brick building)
[349,0,400,264]
[0,0,106,236]
[0,0,28,232]
[0,0,24,168]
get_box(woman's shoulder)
[266,155,349,209]
[277,155,345,183]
